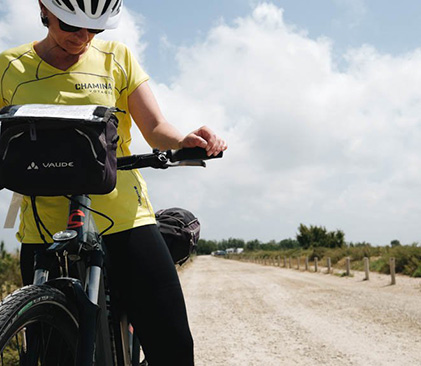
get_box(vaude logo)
[27,162,74,170]
[27,162,39,170]
[42,162,74,168]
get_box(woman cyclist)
[0,0,227,364]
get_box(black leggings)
[20,225,194,366]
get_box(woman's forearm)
[128,82,183,150]
[145,121,184,150]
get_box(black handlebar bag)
[0,104,120,196]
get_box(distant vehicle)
[212,250,226,256]
[226,248,244,254]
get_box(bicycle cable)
[64,196,115,236]
[30,196,54,245]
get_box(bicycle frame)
[20,147,222,365]
[32,194,139,366]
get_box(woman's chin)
[62,41,89,55]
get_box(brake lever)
[165,160,206,168]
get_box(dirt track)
[178,255,421,366]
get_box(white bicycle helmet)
[40,0,123,29]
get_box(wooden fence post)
[327,257,331,274]
[390,257,396,285]
[346,257,351,276]
[297,257,300,270]
[288,257,292,269]
[364,257,369,280]
[305,257,309,271]
[314,257,318,272]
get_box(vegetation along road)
[179,255,421,366]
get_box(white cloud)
[0,0,44,50]
[2,1,421,249]
[145,3,421,245]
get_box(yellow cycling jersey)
[0,39,156,243]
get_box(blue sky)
[130,0,421,81]
[2,1,421,249]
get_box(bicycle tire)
[0,285,79,366]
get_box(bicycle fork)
[33,252,106,365]
[33,195,112,366]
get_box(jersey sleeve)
[124,46,150,95]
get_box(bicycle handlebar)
[116,147,223,171]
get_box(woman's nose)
[76,28,90,41]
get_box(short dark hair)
[41,13,49,27]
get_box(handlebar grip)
[169,147,223,162]
[117,155,139,169]
[117,154,146,170]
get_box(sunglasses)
[59,19,104,34]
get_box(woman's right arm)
[128,82,227,156]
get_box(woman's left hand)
[179,126,228,156]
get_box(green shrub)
[370,258,389,274]
[310,247,326,261]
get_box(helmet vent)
[44,0,122,26]
[55,0,74,12]
[111,0,122,13]
[76,0,86,12]
[101,0,112,15]
[91,0,99,14]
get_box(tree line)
[197,223,349,255]
[197,224,421,277]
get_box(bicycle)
[0,146,221,366]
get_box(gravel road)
[178,255,421,366]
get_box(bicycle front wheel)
[0,285,79,366]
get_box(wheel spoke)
[41,323,51,365]
[0,287,78,366]
[0,322,76,366]
[15,333,22,361]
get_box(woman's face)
[44,9,96,55]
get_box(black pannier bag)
[0,104,120,196]
[155,207,200,265]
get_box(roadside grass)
[227,245,421,278]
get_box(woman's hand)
[179,126,228,156]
